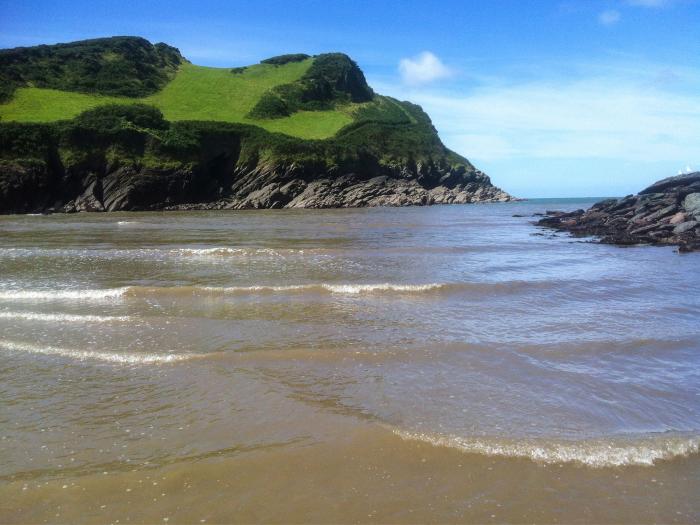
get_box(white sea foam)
[0,288,129,301]
[322,283,445,294]
[173,247,251,257]
[0,340,197,365]
[198,283,448,295]
[393,429,700,468]
[0,282,455,303]
[171,247,310,258]
[0,312,130,323]
[0,246,306,259]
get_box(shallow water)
[1,202,699,523]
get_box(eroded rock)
[537,173,700,252]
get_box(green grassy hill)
[0,61,363,139]
[0,37,510,214]
[0,39,397,140]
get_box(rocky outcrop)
[537,173,700,252]
[49,162,511,214]
[165,173,510,211]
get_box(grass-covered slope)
[0,60,356,139]
[0,38,379,139]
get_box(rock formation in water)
[0,37,512,214]
[537,173,700,252]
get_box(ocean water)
[0,201,698,524]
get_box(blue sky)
[1,0,699,197]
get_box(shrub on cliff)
[0,36,183,102]
[260,54,310,66]
[248,53,374,119]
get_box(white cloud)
[398,52,452,85]
[598,9,621,25]
[374,67,700,165]
[626,0,671,7]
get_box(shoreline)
[2,423,698,524]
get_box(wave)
[392,429,700,468]
[0,280,564,302]
[0,340,201,365]
[0,288,129,301]
[172,247,310,257]
[125,283,451,297]
[175,247,251,256]
[0,246,309,259]
[0,283,450,302]
[0,312,130,323]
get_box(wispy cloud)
[598,9,622,25]
[626,0,672,7]
[374,63,700,166]
[398,52,452,85]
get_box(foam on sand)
[393,429,700,468]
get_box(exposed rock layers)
[537,173,700,252]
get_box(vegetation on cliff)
[0,36,182,103]
[1,39,372,139]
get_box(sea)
[1,199,698,524]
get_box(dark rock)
[678,241,700,253]
[537,173,700,252]
[639,172,700,195]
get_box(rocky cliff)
[537,173,700,252]
[0,37,512,214]
[0,141,510,214]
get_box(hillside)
[0,56,362,139]
[0,36,511,213]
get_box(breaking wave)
[0,247,313,259]
[125,283,451,297]
[392,429,700,468]
[210,283,448,294]
[0,280,570,302]
[0,288,129,301]
[0,311,130,323]
[0,340,201,365]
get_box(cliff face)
[0,131,510,214]
[537,173,700,252]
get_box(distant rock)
[536,173,700,252]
